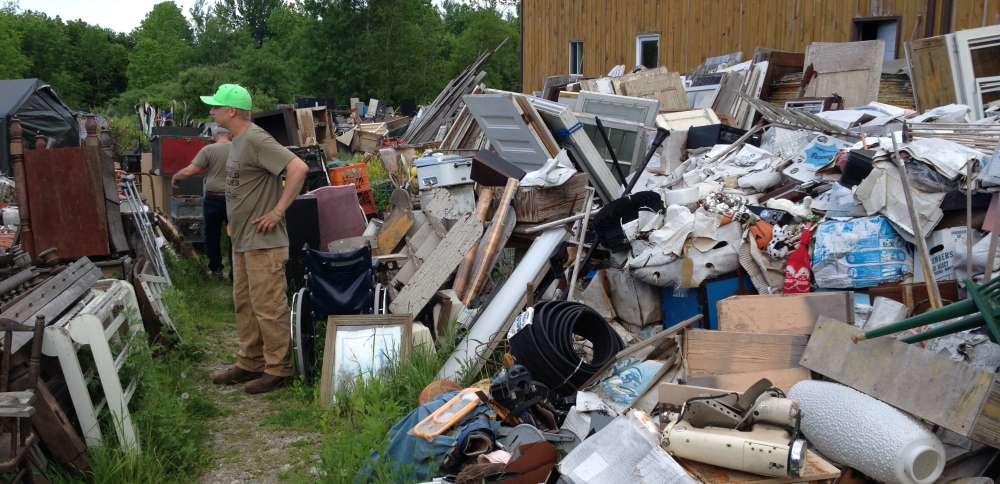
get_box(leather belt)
[205,191,226,196]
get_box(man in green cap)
[201,83,309,394]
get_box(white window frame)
[569,41,583,75]
[636,34,660,68]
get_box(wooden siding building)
[521,0,1000,94]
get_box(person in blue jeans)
[172,126,233,279]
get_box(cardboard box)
[716,291,854,334]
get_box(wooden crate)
[490,172,588,223]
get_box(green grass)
[46,250,229,483]
[40,233,492,483]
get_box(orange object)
[413,388,482,441]
[749,221,774,249]
[328,163,370,190]
[357,189,376,215]
[417,380,462,406]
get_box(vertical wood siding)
[521,0,1000,93]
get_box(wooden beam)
[389,214,482,316]
[685,329,809,377]
[800,317,1000,447]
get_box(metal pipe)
[0,268,37,296]
[595,117,627,185]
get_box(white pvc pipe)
[437,228,567,381]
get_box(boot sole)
[212,372,264,385]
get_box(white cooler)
[414,152,473,190]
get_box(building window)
[852,17,900,60]
[570,41,583,75]
[636,34,659,68]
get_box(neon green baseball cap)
[201,84,252,110]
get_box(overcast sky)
[14,0,193,33]
[13,0,474,34]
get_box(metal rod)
[891,131,942,309]
[968,156,975,279]
[569,127,672,292]
[594,117,627,185]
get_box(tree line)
[0,0,521,120]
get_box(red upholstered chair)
[307,184,367,250]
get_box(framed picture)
[320,314,413,404]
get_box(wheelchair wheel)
[291,288,316,383]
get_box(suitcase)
[414,152,474,190]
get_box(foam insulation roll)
[788,381,944,484]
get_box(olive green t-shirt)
[226,124,293,252]
[191,140,230,193]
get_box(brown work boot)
[244,374,293,394]
[212,366,264,385]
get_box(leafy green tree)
[0,11,29,79]
[442,0,520,92]
[64,21,130,108]
[235,3,305,103]
[126,1,193,90]
[189,0,251,66]
[221,0,283,48]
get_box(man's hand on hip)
[252,211,281,233]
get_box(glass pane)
[641,40,658,68]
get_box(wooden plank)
[3,258,102,353]
[803,40,884,108]
[22,377,90,470]
[684,367,813,394]
[389,214,482,315]
[716,292,854,334]
[800,317,998,445]
[906,36,959,112]
[685,329,809,377]
[678,451,839,484]
[296,108,317,144]
[375,207,414,256]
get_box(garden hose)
[509,300,625,397]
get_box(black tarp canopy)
[0,79,80,175]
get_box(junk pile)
[320,28,1000,484]
[0,113,188,477]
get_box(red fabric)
[783,228,813,293]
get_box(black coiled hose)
[509,300,625,397]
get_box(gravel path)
[196,330,324,483]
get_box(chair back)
[305,243,374,320]
[0,315,45,393]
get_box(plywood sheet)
[716,292,854,334]
[800,317,998,444]
[685,329,809,377]
[803,40,884,108]
[678,451,838,484]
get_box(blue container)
[662,273,757,330]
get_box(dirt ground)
[196,331,323,484]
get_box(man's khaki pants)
[233,247,292,377]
